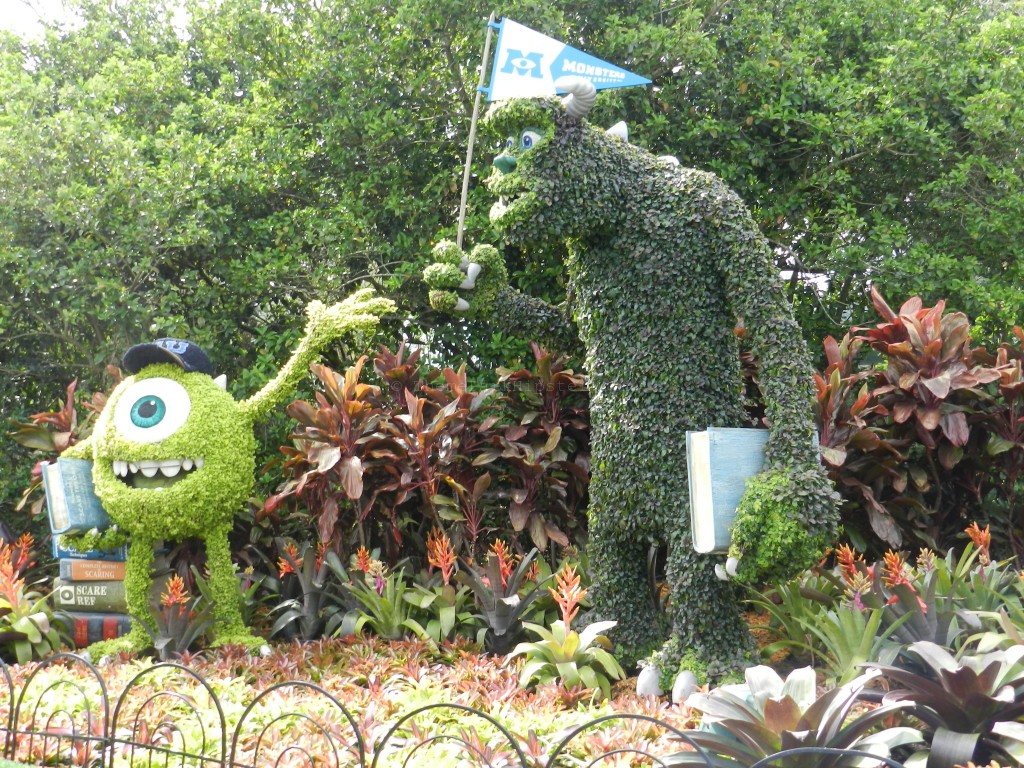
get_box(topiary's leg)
[663,528,753,678]
[203,529,263,649]
[85,536,155,658]
[587,531,663,668]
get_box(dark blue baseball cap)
[122,338,215,376]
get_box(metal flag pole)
[456,12,498,250]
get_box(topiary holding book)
[61,289,394,657]
[423,77,839,677]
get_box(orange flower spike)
[277,542,300,578]
[426,528,457,586]
[525,560,540,583]
[0,547,25,608]
[160,574,190,607]
[965,522,991,565]
[13,533,35,573]
[881,549,927,612]
[315,541,328,571]
[489,540,515,588]
[354,546,372,574]
[550,563,588,628]
[881,550,910,589]
[835,543,862,584]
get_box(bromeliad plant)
[0,534,62,665]
[264,539,352,641]
[145,574,219,661]
[338,563,425,642]
[871,641,1024,768]
[667,666,923,768]
[457,544,552,654]
[507,563,624,701]
[747,528,1023,681]
[401,529,481,644]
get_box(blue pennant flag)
[484,18,651,102]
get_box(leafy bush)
[264,343,591,566]
[814,288,1024,560]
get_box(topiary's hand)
[305,287,396,342]
[242,288,395,422]
[423,240,508,317]
[722,464,840,584]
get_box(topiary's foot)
[211,629,267,653]
[85,626,149,661]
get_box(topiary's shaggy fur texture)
[425,96,839,676]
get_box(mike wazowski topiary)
[60,289,394,657]
[423,77,840,679]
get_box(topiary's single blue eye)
[130,396,166,428]
[520,130,542,150]
[114,377,191,444]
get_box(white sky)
[0,0,78,38]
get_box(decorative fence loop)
[9,652,108,766]
[371,703,528,768]
[111,661,227,767]
[229,680,363,768]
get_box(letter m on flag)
[500,49,544,79]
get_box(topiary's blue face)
[90,364,256,539]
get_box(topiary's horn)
[554,76,597,119]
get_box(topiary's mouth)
[112,458,204,490]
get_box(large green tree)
[2,0,1021,524]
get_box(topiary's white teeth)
[195,457,205,468]
[114,458,202,483]
[159,461,181,478]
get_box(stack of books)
[43,458,132,647]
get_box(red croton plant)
[264,342,590,566]
[815,286,1024,560]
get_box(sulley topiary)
[61,289,394,657]
[423,77,839,676]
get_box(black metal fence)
[0,653,906,767]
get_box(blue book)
[52,538,127,562]
[686,428,769,554]
[42,458,111,535]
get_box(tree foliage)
[2,0,1021,525]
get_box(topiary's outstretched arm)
[490,286,581,355]
[712,184,840,583]
[424,240,580,355]
[240,288,395,422]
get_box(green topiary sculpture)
[424,77,839,676]
[61,289,394,657]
